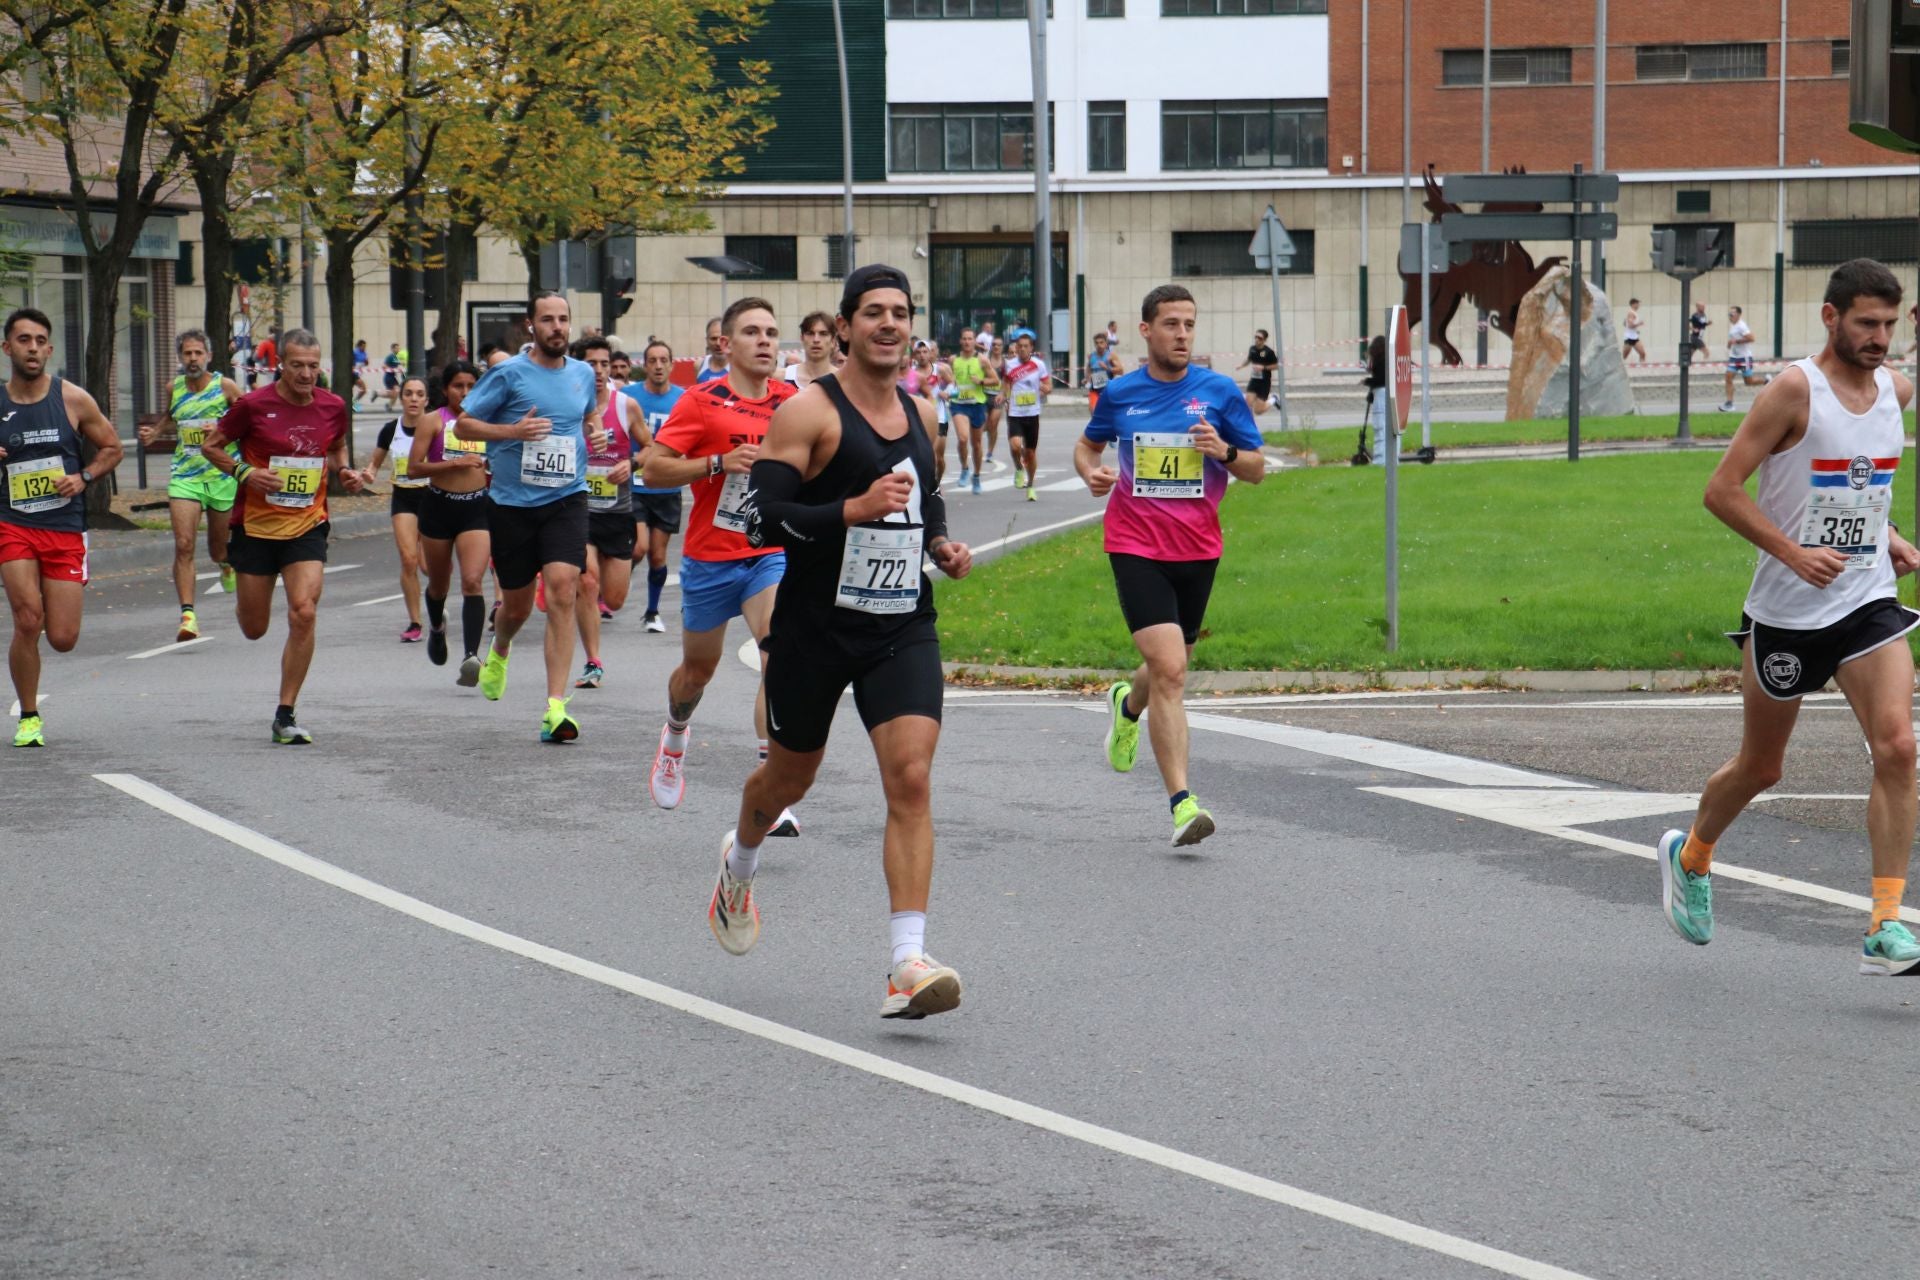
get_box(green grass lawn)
[936,450,1918,672]
[1265,411,1747,458]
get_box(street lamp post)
[1029,0,1051,365]
[831,0,856,274]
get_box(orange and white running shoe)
[707,832,760,956]
[650,725,686,809]
[881,955,962,1020]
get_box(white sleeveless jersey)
[1744,358,1902,629]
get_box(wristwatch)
[1223,446,1239,465]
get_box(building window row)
[1161,99,1326,170]
[1440,48,1571,86]
[889,103,1056,173]
[1792,218,1917,267]
[887,100,1323,173]
[1635,42,1767,82]
[886,0,1324,15]
[1173,229,1315,277]
[1440,42,1785,87]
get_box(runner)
[642,295,797,831]
[198,327,361,745]
[1719,305,1771,411]
[382,343,402,408]
[351,338,370,402]
[1659,259,1920,974]
[924,343,955,486]
[409,359,493,682]
[710,262,973,1019]
[609,348,633,388]
[454,291,602,743]
[1688,301,1711,363]
[622,340,684,634]
[1085,330,1119,412]
[1002,327,1049,498]
[696,318,729,383]
[947,328,996,494]
[571,335,641,689]
[782,310,837,389]
[136,328,242,643]
[0,307,121,748]
[1237,328,1278,415]
[1622,300,1646,363]
[362,375,430,643]
[978,320,1003,469]
[1074,284,1267,845]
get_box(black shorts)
[390,485,428,518]
[228,521,329,577]
[1623,336,1643,347]
[1007,416,1042,446]
[420,486,490,540]
[1729,597,1920,701]
[588,510,637,560]
[1248,377,1272,400]
[634,490,683,534]
[488,491,588,590]
[1111,552,1219,645]
[761,625,944,754]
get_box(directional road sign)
[1442,212,1618,243]
[1441,172,1622,204]
[1250,207,1296,272]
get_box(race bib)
[713,469,752,533]
[1799,487,1889,570]
[6,455,69,514]
[1132,432,1205,500]
[520,435,577,487]
[393,452,410,481]
[586,464,619,511]
[267,455,325,508]
[444,430,485,456]
[836,526,922,615]
[1014,391,1038,408]
[177,418,217,451]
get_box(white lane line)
[7,694,46,716]
[1176,710,1589,789]
[1370,784,1920,925]
[1197,690,1500,707]
[206,562,365,597]
[967,509,1104,558]
[195,570,222,581]
[351,593,406,608]
[125,636,215,660]
[324,563,363,575]
[737,637,761,672]
[93,771,1594,1280]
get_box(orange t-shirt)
[652,377,796,562]
[217,384,350,540]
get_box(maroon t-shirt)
[217,384,349,539]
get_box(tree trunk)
[520,236,542,300]
[191,156,237,370]
[432,207,478,374]
[326,227,359,467]
[80,243,135,527]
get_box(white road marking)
[967,509,1104,558]
[207,563,364,597]
[93,771,1596,1280]
[1196,690,1499,707]
[1370,784,1919,925]
[324,563,363,575]
[736,637,761,672]
[195,571,222,581]
[125,636,215,660]
[1177,711,1589,789]
[7,694,45,716]
[351,593,406,608]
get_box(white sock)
[665,713,690,754]
[726,835,761,882]
[889,911,927,967]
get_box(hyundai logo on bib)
[1850,455,1875,489]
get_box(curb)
[942,664,1741,693]
[86,510,394,576]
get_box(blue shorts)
[1729,355,1755,375]
[952,402,986,429]
[680,553,786,634]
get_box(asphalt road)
[7,435,1920,1279]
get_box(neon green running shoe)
[478,646,508,701]
[540,695,579,743]
[1104,680,1139,773]
[219,562,236,595]
[1860,920,1920,976]
[1657,828,1713,945]
[13,713,45,748]
[1171,795,1215,847]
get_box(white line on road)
[325,563,364,575]
[125,636,215,660]
[967,509,1104,558]
[351,593,406,608]
[1196,690,1500,707]
[95,771,1595,1280]
[7,694,45,716]
[205,563,363,596]
[1176,711,1589,789]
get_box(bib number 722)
[865,556,910,590]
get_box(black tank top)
[771,374,939,655]
[0,377,84,532]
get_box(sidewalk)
[943,662,1741,693]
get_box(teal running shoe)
[1657,828,1713,945]
[1860,920,1920,976]
[1104,680,1139,772]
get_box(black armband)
[746,458,845,548]
[922,484,949,545]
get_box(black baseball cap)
[839,263,915,319]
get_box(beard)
[538,331,569,358]
[1835,327,1887,370]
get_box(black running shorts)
[761,624,944,754]
[1006,416,1041,446]
[488,491,588,590]
[1110,552,1219,646]
[588,511,637,561]
[1729,597,1920,701]
[420,486,490,541]
[228,521,329,576]
[389,485,427,519]
[634,490,683,534]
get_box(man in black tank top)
[697,264,975,1021]
[0,307,123,747]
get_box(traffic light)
[1850,0,1920,152]
[1650,228,1676,274]
[613,297,633,319]
[1691,226,1725,272]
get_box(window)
[1161,100,1326,170]
[888,103,1054,173]
[1792,218,1918,266]
[1655,221,1735,268]
[1088,101,1126,171]
[1675,189,1712,214]
[1171,229,1315,277]
[1833,39,1851,76]
[1636,43,1767,82]
[824,234,853,278]
[722,235,797,280]
[1088,0,1122,13]
[1161,0,1325,12]
[887,0,1045,17]
[1441,47,1571,86]
[175,242,195,287]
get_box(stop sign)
[1389,305,1413,433]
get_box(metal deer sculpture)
[1402,166,1567,366]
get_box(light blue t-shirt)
[462,353,596,508]
[621,382,685,496]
